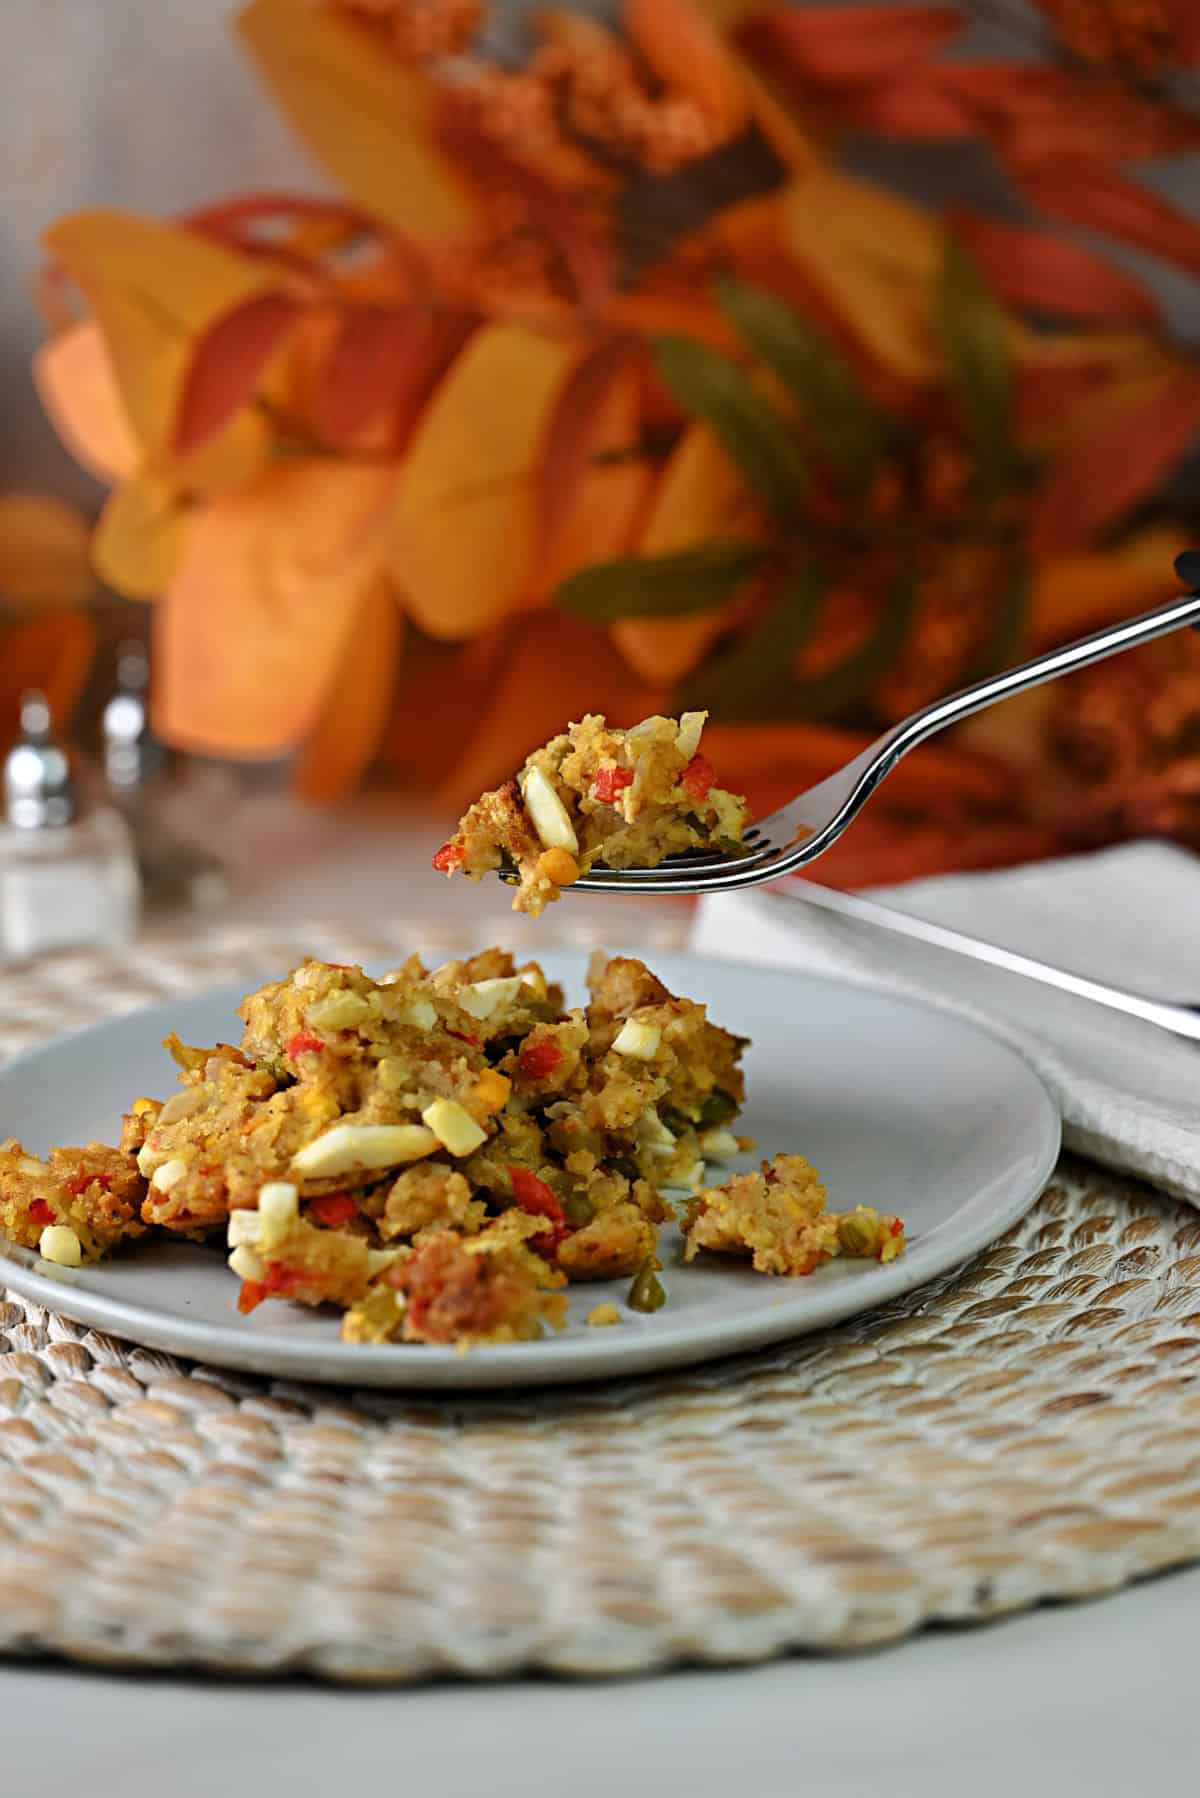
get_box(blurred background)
[4,0,1200,919]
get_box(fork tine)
[571,837,779,881]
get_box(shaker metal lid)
[103,638,162,791]
[3,690,76,829]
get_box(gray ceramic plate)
[0,951,1059,1388]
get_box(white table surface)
[2,1564,1198,1796]
[3,798,1193,1784]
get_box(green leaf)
[935,237,1015,509]
[716,277,884,496]
[653,335,807,520]
[555,542,766,623]
[962,555,1029,685]
[789,560,920,721]
[680,560,826,718]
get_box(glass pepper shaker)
[100,641,230,913]
[0,690,139,962]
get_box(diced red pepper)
[890,1217,904,1236]
[28,1199,55,1227]
[518,1037,564,1080]
[65,1168,112,1198]
[682,753,716,803]
[287,1031,325,1060]
[237,1279,267,1314]
[238,1262,304,1314]
[508,1166,566,1227]
[309,1192,358,1229]
[591,764,634,805]
[446,1028,481,1047]
[432,842,465,873]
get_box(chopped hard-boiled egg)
[396,998,437,1032]
[228,1244,266,1283]
[39,1224,82,1267]
[675,710,706,760]
[421,1099,487,1158]
[458,975,525,1019]
[611,1018,662,1060]
[520,765,579,853]
[291,1123,438,1179]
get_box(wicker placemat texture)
[2,926,1199,1680]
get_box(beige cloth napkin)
[690,842,1200,1204]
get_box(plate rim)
[0,951,1061,1389]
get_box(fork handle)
[890,584,1200,766]
[772,880,1200,1045]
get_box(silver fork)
[544,566,1200,898]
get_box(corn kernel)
[471,1069,512,1114]
[536,847,580,888]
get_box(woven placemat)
[3,923,1200,1681]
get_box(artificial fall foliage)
[28,0,1200,884]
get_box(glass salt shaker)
[0,690,139,962]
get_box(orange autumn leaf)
[92,476,190,600]
[43,210,292,458]
[0,494,93,607]
[846,78,975,140]
[237,0,474,241]
[0,612,97,749]
[1162,0,1200,63]
[435,610,667,810]
[1030,372,1200,558]
[625,0,750,136]
[698,718,1021,819]
[175,291,304,454]
[314,307,473,450]
[775,172,940,385]
[1014,163,1200,279]
[950,212,1161,327]
[389,322,581,640]
[613,421,755,684]
[737,5,963,88]
[154,460,396,756]
[1028,526,1195,650]
[32,320,139,484]
[537,343,654,594]
[294,578,404,803]
[382,632,512,789]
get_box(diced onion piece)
[291,1123,438,1179]
[258,1181,299,1251]
[698,1128,740,1161]
[458,975,524,1020]
[150,1157,187,1192]
[421,1099,487,1158]
[520,967,547,999]
[39,1224,82,1267]
[136,1144,158,1177]
[396,998,437,1031]
[612,1018,662,1060]
[675,710,707,760]
[226,1209,262,1248]
[521,765,579,853]
[228,1244,266,1282]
